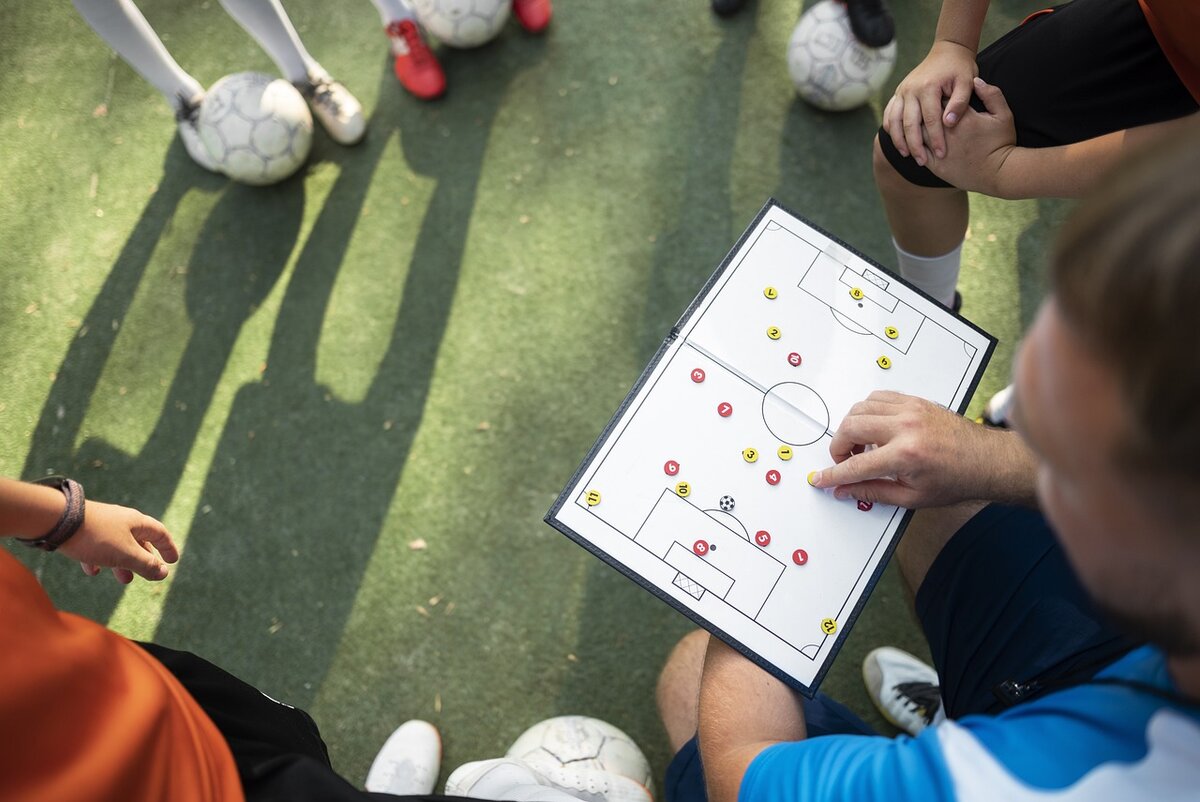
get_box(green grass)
[0,0,1064,788]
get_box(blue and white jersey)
[740,646,1200,800]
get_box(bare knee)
[657,630,710,753]
[872,134,970,256]
[872,134,906,195]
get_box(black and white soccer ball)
[411,0,511,48]
[719,495,736,512]
[198,72,312,185]
[786,0,897,112]
[506,716,653,791]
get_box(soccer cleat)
[175,94,222,174]
[863,647,942,736]
[512,0,553,33]
[843,0,895,48]
[446,758,653,802]
[386,19,446,101]
[981,383,1015,429]
[295,73,365,145]
[365,720,441,795]
[711,0,748,16]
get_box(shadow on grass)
[151,38,547,706]
[575,4,762,774]
[17,141,285,621]
[775,95,890,262]
[636,3,761,360]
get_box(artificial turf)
[0,0,1063,789]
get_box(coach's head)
[1013,122,1200,669]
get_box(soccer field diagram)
[549,201,994,693]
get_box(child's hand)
[883,40,979,167]
[58,502,180,584]
[926,78,1019,196]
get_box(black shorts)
[140,642,463,801]
[880,0,1199,189]
[663,503,1139,802]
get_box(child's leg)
[72,0,204,109]
[373,0,446,102]
[218,0,364,145]
[368,0,416,25]
[872,135,968,309]
[217,0,322,83]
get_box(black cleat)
[845,0,895,48]
[711,0,748,17]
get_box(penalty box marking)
[666,542,734,598]
[793,248,928,355]
[635,490,786,620]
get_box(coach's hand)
[883,40,978,167]
[807,391,1036,509]
[58,502,180,584]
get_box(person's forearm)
[0,478,68,539]
[699,639,805,802]
[934,0,990,53]
[999,114,1199,199]
[973,427,1039,507]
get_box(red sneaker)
[386,19,446,100]
[512,0,552,33]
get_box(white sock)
[73,0,204,109]
[369,0,416,24]
[218,0,321,84]
[893,239,962,308]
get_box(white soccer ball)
[198,72,313,185]
[411,0,511,48]
[787,0,896,112]
[507,716,653,792]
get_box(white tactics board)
[547,200,995,694]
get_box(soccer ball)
[411,0,511,48]
[507,716,653,792]
[719,495,736,511]
[198,72,313,185]
[787,0,897,112]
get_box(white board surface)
[547,200,995,694]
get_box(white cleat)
[982,382,1016,428]
[446,758,654,802]
[863,646,943,736]
[296,73,365,146]
[175,94,222,174]
[365,720,441,795]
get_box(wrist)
[994,146,1034,200]
[931,38,977,57]
[977,429,1038,505]
[13,478,87,552]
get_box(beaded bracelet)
[16,477,86,552]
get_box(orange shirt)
[0,548,244,802]
[1141,0,1200,103]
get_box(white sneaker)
[365,720,441,795]
[863,646,943,736]
[982,383,1015,428]
[446,758,653,802]
[174,94,222,174]
[296,73,365,146]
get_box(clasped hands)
[883,41,1018,196]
